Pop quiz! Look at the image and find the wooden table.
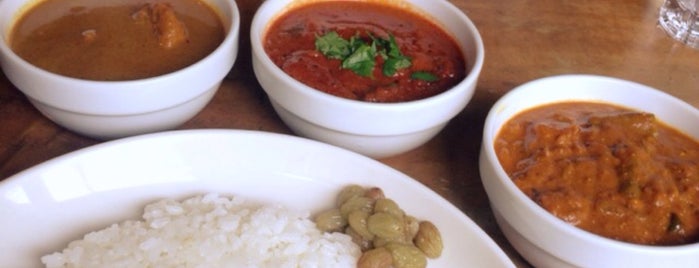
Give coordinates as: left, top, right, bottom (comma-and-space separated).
1, 0, 697, 266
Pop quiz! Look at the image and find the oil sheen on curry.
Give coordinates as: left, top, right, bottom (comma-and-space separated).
495, 102, 699, 245
10, 0, 225, 81
263, 1, 466, 103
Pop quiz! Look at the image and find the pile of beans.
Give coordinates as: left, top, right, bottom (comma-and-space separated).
314, 185, 443, 268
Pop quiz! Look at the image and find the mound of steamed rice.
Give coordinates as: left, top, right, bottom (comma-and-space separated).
41, 193, 361, 267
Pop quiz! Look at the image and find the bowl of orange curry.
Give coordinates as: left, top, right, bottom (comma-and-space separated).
0, 0, 240, 139
479, 74, 699, 267
250, 0, 484, 158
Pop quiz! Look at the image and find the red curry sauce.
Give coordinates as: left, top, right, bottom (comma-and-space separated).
495, 102, 699, 245
263, 1, 466, 103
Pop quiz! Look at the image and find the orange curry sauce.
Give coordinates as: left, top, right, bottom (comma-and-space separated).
495, 102, 699, 245
263, 1, 466, 103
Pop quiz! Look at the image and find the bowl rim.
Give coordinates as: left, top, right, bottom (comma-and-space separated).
481, 74, 699, 265
0, 0, 241, 115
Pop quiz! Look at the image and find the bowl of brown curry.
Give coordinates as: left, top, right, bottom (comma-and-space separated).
250, 0, 484, 158
479, 74, 699, 267
0, 0, 240, 139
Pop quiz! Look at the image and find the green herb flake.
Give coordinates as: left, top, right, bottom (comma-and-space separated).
383, 55, 411, 76
411, 71, 438, 82
315, 31, 351, 60
342, 43, 376, 77
385, 35, 402, 58
381, 34, 411, 76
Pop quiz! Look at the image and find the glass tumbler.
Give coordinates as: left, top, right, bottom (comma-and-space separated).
659, 0, 699, 48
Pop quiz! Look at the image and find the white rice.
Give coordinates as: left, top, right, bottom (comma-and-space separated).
41, 193, 360, 268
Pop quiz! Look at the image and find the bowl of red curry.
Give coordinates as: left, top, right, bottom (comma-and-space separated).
0, 0, 240, 139
479, 74, 699, 267
250, 0, 484, 158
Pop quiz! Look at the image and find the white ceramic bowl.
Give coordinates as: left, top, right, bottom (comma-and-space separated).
250, 0, 484, 158
0, 0, 240, 139
479, 74, 699, 267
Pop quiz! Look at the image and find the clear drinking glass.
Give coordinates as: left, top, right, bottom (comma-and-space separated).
659, 0, 699, 48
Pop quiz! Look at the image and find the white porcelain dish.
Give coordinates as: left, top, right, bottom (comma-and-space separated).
0, 129, 514, 267
251, 0, 484, 158
479, 74, 699, 268
0, 0, 240, 139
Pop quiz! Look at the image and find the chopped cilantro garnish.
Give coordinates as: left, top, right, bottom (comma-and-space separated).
315, 32, 351, 60
383, 55, 411, 77
315, 31, 437, 82
383, 34, 402, 58
342, 42, 376, 77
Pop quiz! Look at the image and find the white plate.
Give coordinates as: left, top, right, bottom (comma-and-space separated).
0, 129, 514, 267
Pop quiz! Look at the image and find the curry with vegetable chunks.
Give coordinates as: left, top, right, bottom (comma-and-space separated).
10, 0, 224, 81
495, 102, 699, 245
263, 0, 466, 103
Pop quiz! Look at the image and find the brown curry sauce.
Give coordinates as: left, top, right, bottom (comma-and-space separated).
495, 102, 699, 245
10, 0, 224, 81
263, 1, 466, 103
